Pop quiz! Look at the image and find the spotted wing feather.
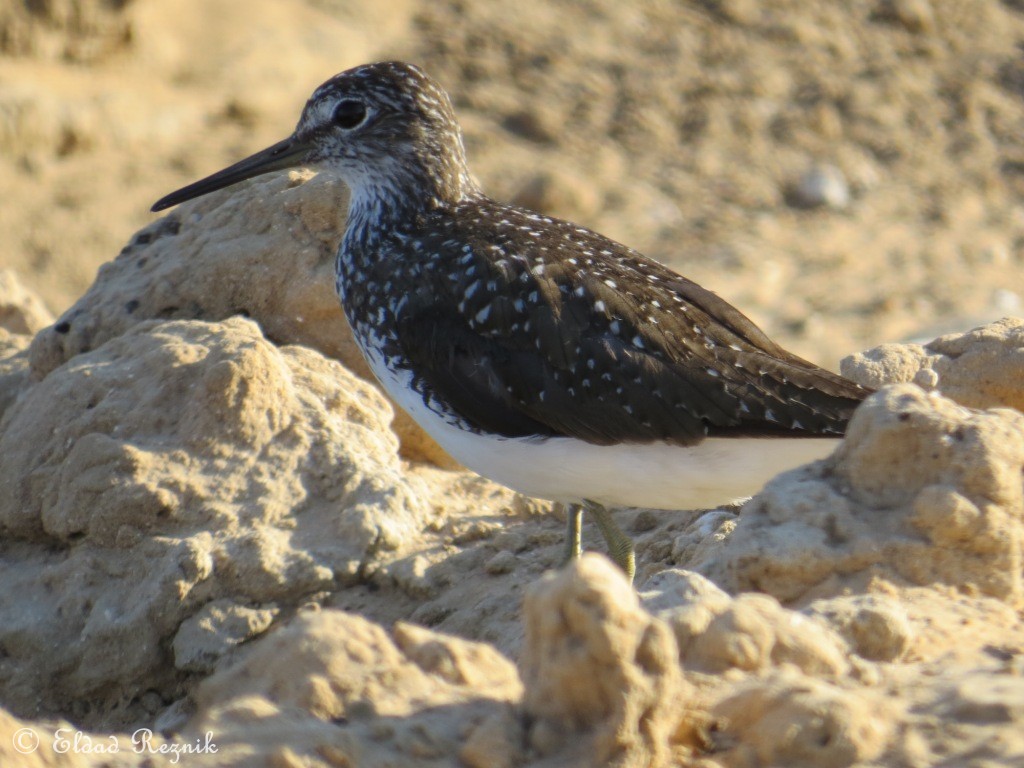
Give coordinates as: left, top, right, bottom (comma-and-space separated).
387, 200, 869, 445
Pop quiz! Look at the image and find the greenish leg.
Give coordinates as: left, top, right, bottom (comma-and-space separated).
561, 503, 584, 565
585, 499, 636, 583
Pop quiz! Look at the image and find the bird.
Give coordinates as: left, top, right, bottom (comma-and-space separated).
152, 61, 870, 581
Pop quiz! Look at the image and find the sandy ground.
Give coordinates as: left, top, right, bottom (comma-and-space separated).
2, 1, 1024, 767
4, 0, 1024, 361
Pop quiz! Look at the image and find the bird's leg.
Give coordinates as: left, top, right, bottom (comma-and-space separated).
585, 499, 635, 583
561, 503, 584, 565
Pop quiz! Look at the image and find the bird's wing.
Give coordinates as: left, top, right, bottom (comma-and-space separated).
389, 204, 868, 446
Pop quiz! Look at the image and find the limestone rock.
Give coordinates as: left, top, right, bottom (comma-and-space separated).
712, 671, 893, 767
0, 328, 31, 421
0, 0, 133, 62
874, 0, 937, 34
0, 317, 425, 727
642, 570, 849, 675
640, 568, 733, 619
172, 599, 279, 673
0, 269, 52, 335
392, 620, 523, 691
806, 594, 913, 662
0, 708, 138, 768
787, 164, 851, 210
520, 554, 689, 767
183, 610, 523, 768
692, 384, 1024, 605
942, 671, 1024, 724
841, 317, 1024, 413
28, 172, 452, 465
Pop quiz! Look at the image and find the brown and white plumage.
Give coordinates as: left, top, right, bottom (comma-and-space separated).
153, 61, 870, 566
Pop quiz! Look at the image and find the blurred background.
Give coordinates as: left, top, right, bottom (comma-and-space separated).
2, 0, 1023, 366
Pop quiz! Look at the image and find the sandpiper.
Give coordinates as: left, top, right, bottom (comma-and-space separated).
153, 61, 869, 580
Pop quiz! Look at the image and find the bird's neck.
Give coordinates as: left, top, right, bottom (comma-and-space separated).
339, 138, 475, 243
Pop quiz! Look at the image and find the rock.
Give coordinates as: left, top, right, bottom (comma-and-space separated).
840, 388, 1023, 513
483, 549, 517, 575
787, 164, 851, 210
640, 568, 732, 616
842, 317, 1024, 413
0, 708, 135, 767
28, 171, 453, 466
0, 317, 426, 727
7, 1, 1024, 765
0, 270, 52, 335
944, 672, 1024, 724
642, 569, 849, 675
183, 610, 523, 768
806, 595, 913, 662
392, 621, 521, 690
459, 709, 524, 768
686, 594, 849, 675
502, 108, 559, 144
0, 0, 133, 62
0, 271, 39, 420
712, 671, 893, 767
704, 0, 762, 25
692, 385, 1024, 605
874, 0, 936, 33
172, 599, 279, 673
0, 329, 32, 421
841, 341, 935, 391
519, 554, 690, 767
669, 508, 738, 564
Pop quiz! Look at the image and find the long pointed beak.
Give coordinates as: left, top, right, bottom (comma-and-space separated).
151, 134, 312, 212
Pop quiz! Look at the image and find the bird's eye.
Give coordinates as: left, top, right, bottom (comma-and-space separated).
333, 99, 367, 129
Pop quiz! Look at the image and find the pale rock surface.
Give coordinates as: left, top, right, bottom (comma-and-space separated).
641, 569, 850, 676
0, 0, 134, 62
176, 557, 707, 768
181, 610, 524, 768
842, 317, 1024, 413
171, 599, 279, 674
0, 708, 141, 768
866, 651, 1024, 768
0, 328, 31, 420
693, 384, 1024, 605
28, 172, 452, 465
3, 281, 1024, 766
0, 269, 53, 335
520, 555, 689, 768
0, 317, 427, 727
711, 671, 893, 768
29, 173, 348, 379
0, 272, 49, 419
805, 594, 913, 662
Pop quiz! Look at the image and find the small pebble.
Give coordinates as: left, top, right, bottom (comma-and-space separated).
789, 164, 851, 210
913, 368, 939, 389
994, 289, 1021, 313
502, 109, 558, 144
154, 698, 193, 735
631, 509, 659, 533
485, 550, 517, 575
877, 0, 935, 33
139, 690, 164, 714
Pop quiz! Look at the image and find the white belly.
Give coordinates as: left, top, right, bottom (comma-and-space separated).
364, 344, 839, 510
437, 430, 838, 509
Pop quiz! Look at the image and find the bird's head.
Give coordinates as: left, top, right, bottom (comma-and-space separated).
152, 61, 475, 213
